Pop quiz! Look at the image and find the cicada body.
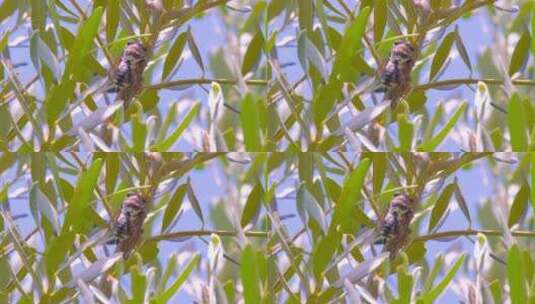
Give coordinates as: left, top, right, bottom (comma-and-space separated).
110, 41, 148, 107
379, 40, 416, 108
108, 192, 148, 258
377, 192, 415, 256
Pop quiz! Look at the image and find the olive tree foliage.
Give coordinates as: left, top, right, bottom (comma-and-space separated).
2, 152, 535, 303
1, 0, 534, 152
0, 0, 268, 151
0, 152, 272, 303
263, 152, 535, 303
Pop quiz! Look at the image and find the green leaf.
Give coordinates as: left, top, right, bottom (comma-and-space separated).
131, 112, 147, 151
161, 184, 188, 233
454, 26, 472, 73
508, 244, 527, 304
333, 159, 372, 231
398, 114, 414, 151
187, 27, 205, 71
154, 255, 200, 304
421, 254, 466, 303
240, 94, 262, 151
242, 30, 264, 75
152, 102, 200, 151
428, 182, 456, 232
532, 6, 535, 56
162, 32, 188, 80
418, 102, 467, 151
186, 178, 204, 224
64, 158, 103, 233
131, 265, 147, 304
106, 0, 120, 42
241, 244, 261, 304
509, 30, 530, 76
64, 7, 103, 81
531, 154, 535, 212
429, 32, 455, 81
297, 33, 327, 80
374, 0, 387, 42
395, 263, 413, 304
30, 0, 46, 31
45, 79, 76, 124
508, 182, 530, 228
508, 93, 529, 151
241, 183, 263, 227
313, 7, 370, 127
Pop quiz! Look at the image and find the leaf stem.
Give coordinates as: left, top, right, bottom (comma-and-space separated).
414, 78, 535, 91
415, 229, 535, 242
144, 78, 268, 90
148, 230, 269, 241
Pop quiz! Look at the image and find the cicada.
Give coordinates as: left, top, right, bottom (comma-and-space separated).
377, 192, 415, 256
108, 192, 148, 258
110, 40, 148, 107
379, 40, 416, 109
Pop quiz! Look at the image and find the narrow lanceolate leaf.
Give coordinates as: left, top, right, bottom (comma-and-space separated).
241, 244, 261, 304
508, 182, 530, 228
297, 33, 327, 80
186, 178, 204, 224
454, 26, 472, 73
532, 6, 535, 56
153, 255, 200, 304
162, 32, 188, 80
242, 30, 264, 75
333, 252, 389, 287
241, 183, 263, 227
508, 93, 528, 151
428, 182, 456, 232
187, 27, 205, 71
453, 179, 471, 225
374, 0, 387, 42
67, 100, 123, 136
64, 7, 103, 81
65, 158, 103, 232
418, 102, 467, 151
509, 30, 530, 76
429, 32, 455, 81
152, 102, 200, 151
531, 154, 535, 212
508, 244, 527, 304
161, 184, 188, 233
66, 253, 122, 288
240, 94, 262, 151
333, 159, 372, 232
421, 254, 466, 303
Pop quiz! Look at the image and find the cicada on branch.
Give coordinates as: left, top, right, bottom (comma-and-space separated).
109, 40, 148, 108
379, 40, 416, 109
108, 192, 148, 258
377, 192, 416, 257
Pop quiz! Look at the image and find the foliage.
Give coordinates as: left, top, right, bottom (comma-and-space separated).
0, 0, 534, 151
0, 152, 534, 302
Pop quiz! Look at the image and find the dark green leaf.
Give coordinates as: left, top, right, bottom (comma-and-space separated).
508, 182, 530, 227
428, 182, 456, 232
429, 32, 455, 81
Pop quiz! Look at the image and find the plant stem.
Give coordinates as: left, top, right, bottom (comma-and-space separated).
144, 78, 269, 90
148, 230, 269, 241
415, 229, 535, 242
414, 78, 535, 90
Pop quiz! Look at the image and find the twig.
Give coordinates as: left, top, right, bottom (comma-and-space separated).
415, 229, 535, 242
414, 78, 535, 91
148, 230, 268, 241
144, 78, 268, 90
